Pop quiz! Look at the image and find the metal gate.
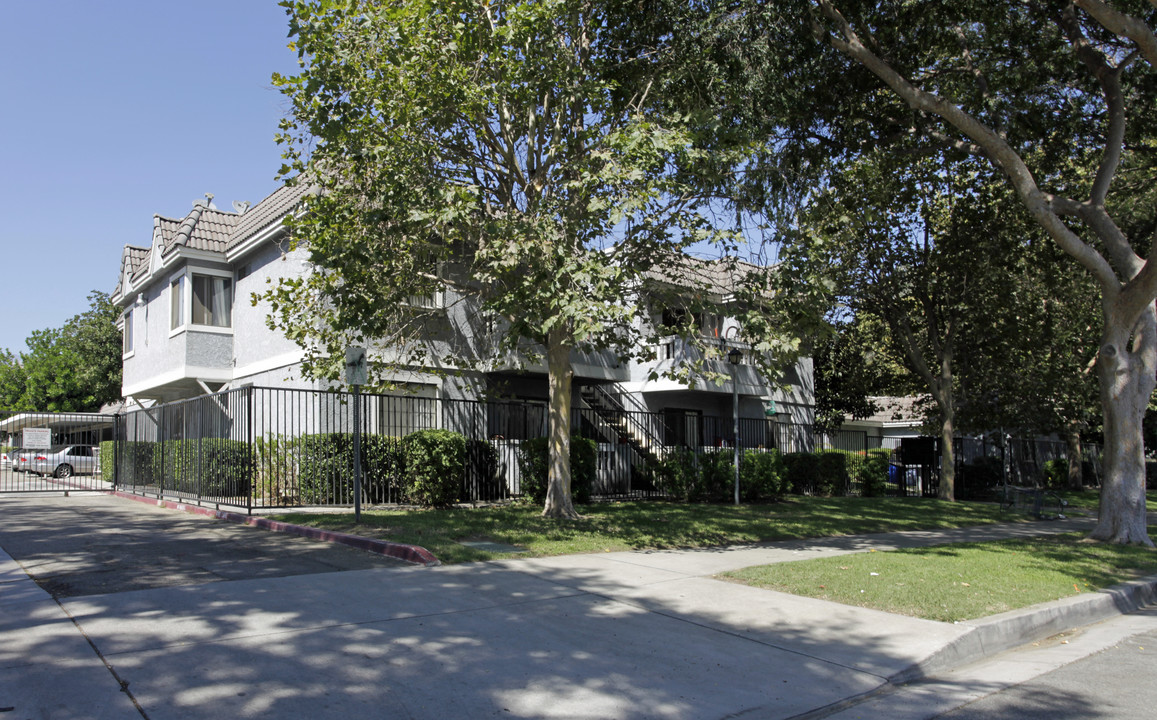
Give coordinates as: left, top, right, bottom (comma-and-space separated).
0, 410, 116, 494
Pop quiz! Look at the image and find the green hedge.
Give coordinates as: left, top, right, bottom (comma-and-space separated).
858, 448, 892, 497
740, 449, 787, 502
654, 446, 698, 501
517, 436, 596, 504
100, 440, 116, 483
169, 439, 253, 498
401, 429, 466, 507
296, 433, 403, 505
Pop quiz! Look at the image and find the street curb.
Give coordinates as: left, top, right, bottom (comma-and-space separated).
892, 572, 1157, 684
112, 491, 441, 567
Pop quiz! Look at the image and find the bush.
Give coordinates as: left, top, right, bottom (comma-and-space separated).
517, 436, 596, 505
464, 439, 501, 501
815, 451, 849, 496
169, 439, 253, 498
655, 446, 698, 501
857, 449, 892, 497
100, 440, 116, 483
782, 452, 819, 495
740, 449, 785, 502
117, 441, 160, 487
1042, 458, 1069, 489
297, 433, 404, 505
696, 450, 736, 502
401, 429, 466, 507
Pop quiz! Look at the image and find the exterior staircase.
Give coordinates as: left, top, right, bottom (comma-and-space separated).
578, 384, 666, 466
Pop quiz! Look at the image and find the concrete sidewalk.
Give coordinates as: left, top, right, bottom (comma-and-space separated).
1, 494, 1153, 720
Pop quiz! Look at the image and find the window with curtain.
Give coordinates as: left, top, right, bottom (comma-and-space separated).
170, 275, 184, 330
191, 274, 232, 328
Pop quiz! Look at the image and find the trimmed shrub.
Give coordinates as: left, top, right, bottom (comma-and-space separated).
297, 433, 403, 505
655, 446, 698, 501
117, 441, 160, 486
169, 439, 253, 498
464, 439, 501, 501
99, 440, 116, 483
815, 451, 849, 496
696, 450, 735, 502
517, 435, 596, 505
401, 429, 466, 507
740, 449, 786, 502
858, 448, 892, 497
782, 452, 819, 495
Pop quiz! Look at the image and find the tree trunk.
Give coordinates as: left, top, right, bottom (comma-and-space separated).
936, 352, 956, 502
1090, 316, 1154, 546
1066, 421, 1084, 491
542, 327, 579, 519
938, 402, 955, 502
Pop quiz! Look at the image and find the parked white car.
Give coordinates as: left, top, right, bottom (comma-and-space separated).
26, 445, 98, 478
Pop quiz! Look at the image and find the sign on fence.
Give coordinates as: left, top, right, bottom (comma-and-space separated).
22, 428, 51, 449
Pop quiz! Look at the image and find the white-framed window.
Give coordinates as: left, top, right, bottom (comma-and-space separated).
192, 274, 232, 328
170, 274, 185, 332
168, 269, 233, 332
122, 309, 134, 356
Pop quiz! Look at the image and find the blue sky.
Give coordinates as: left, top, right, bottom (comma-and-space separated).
0, 1, 300, 354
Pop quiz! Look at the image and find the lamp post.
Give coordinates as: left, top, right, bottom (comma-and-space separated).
728, 346, 742, 505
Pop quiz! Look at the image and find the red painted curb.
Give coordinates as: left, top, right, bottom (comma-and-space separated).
112, 491, 440, 567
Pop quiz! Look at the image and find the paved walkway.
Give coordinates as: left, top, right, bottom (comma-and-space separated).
0, 493, 1152, 719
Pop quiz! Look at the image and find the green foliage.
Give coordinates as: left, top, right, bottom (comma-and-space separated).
782, 452, 819, 495
267, 0, 751, 514
655, 446, 699, 502
696, 450, 735, 503
740, 449, 786, 502
517, 436, 596, 505
1, 291, 122, 412
401, 429, 466, 508
297, 433, 404, 505
956, 457, 1004, 500
99, 440, 115, 483
1041, 458, 1069, 490
169, 439, 253, 498
857, 448, 892, 498
816, 451, 849, 496
117, 441, 160, 487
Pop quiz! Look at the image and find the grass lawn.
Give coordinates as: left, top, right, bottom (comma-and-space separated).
722, 529, 1157, 623
1054, 488, 1157, 512
269, 496, 1015, 564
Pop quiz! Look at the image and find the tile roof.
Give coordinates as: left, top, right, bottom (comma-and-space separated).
118, 185, 307, 292
642, 255, 763, 297
228, 182, 311, 250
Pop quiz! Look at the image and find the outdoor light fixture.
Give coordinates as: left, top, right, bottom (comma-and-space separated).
727, 347, 742, 365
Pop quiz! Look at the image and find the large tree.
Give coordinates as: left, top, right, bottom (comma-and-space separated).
722, 1, 1155, 544
267, 0, 737, 517
1, 291, 122, 412
789, 152, 1028, 500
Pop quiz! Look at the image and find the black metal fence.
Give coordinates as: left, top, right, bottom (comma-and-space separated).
103, 386, 892, 511
0, 386, 1078, 511
1, 410, 114, 493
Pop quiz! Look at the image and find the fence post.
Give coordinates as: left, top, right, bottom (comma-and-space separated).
113, 413, 120, 491
247, 386, 255, 515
